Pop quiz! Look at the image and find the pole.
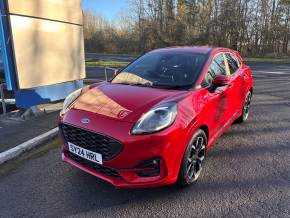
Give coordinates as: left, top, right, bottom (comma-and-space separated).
0, 83, 7, 114
105, 67, 108, 81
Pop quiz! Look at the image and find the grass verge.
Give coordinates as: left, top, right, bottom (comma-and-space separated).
85, 56, 290, 66
86, 60, 130, 68
86, 52, 139, 57
243, 57, 290, 64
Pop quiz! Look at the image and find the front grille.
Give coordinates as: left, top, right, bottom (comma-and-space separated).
67, 152, 121, 178
60, 124, 123, 161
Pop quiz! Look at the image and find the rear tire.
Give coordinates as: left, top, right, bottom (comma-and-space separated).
178, 129, 207, 187
236, 91, 252, 123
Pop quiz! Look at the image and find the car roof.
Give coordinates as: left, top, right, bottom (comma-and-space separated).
149, 46, 216, 55
149, 46, 235, 55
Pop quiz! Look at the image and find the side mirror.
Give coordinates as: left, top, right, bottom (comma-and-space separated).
212, 75, 230, 87
114, 68, 121, 75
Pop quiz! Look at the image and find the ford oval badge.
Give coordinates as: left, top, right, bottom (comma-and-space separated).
81, 118, 90, 124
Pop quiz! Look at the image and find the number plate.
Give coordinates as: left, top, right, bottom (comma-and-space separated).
68, 142, 103, 165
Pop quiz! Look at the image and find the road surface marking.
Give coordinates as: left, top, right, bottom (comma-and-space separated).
254, 71, 288, 75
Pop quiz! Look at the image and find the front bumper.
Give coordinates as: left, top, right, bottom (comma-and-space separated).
59, 109, 186, 188
62, 152, 176, 188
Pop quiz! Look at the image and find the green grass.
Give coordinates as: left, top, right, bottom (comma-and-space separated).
86, 60, 130, 68
86, 52, 139, 57
85, 55, 290, 66
243, 57, 290, 64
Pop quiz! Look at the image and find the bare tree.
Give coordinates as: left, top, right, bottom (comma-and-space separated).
83, 0, 290, 56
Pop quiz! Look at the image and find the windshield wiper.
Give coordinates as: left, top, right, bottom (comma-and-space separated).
113, 82, 153, 87
154, 84, 193, 90
113, 82, 192, 90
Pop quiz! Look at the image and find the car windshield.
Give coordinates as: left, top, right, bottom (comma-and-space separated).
111, 52, 207, 89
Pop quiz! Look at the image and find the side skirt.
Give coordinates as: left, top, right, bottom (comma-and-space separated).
207, 111, 240, 149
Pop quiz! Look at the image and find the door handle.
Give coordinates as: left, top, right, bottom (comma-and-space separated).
215, 86, 226, 94
243, 75, 249, 80
201, 93, 209, 100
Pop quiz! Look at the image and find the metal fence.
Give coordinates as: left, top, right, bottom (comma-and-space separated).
0, 83, 6, 114
84, 66, 116, 84
104, 67, 115, 81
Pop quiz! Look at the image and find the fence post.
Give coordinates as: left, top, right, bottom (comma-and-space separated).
104, 67, 108, 81
0, 83, 7, 114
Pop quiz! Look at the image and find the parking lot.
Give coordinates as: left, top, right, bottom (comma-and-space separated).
0, 63, 290, 217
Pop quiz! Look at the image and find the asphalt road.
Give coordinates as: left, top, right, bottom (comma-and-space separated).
1, 63, 290, 217
85, 54, 136, 83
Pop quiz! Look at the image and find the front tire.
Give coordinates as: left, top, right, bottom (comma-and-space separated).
178, 129, 207, 187
236, 91, 252, 123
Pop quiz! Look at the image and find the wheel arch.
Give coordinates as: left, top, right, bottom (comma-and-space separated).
176, 126, 208, 186
172, 121, 210, 180
199, 125, 209, 142
249, 87, 253, 94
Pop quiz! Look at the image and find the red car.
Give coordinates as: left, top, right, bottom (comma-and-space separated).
59, 47, 253, 188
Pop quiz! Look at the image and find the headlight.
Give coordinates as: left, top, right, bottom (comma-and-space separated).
131, 102, 177, 135
60, 88, 82, 114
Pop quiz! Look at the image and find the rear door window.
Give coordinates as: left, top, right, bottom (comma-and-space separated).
201, 53, 227, 87
226, 53, 240, 74
209, 53, 227, 76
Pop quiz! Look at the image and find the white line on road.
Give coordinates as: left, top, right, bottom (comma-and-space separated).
253, 71, 288, 75
0, 127, 59, 164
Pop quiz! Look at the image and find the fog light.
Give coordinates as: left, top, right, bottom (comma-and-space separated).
136, 158, 161, 177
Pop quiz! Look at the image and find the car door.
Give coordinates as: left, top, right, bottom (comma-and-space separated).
199, 52, 233, 137
224, 52, 246, 116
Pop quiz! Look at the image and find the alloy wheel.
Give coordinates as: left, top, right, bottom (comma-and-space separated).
243, 92, 252, 120
185, 136, 206, 182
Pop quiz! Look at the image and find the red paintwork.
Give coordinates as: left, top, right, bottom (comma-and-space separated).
59, 47, 254, 188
